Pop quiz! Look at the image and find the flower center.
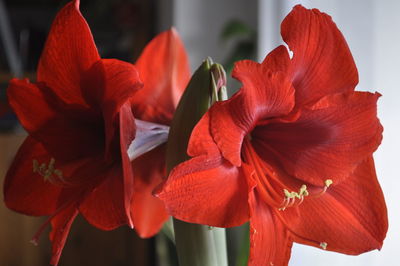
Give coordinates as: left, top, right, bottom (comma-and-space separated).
241, 138, 333, 211
33, 158, 65, 185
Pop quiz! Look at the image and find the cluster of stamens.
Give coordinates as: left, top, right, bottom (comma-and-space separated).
279, 179, 333, 211
33, 158, 64, 183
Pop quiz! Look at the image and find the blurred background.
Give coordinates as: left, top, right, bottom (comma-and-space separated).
0, 0, 398, 265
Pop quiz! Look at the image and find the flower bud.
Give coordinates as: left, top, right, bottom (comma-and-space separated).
166, 58, 228, 173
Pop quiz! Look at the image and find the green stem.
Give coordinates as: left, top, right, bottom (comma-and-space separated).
166, 58, 229, 266
212, 227, 228, 266
173, 219, 218, 266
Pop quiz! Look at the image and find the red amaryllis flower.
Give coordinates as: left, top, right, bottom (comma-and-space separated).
157, 5, 387, 266
4, 0, 189, 265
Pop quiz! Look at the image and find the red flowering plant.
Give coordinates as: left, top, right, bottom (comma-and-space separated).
157, 5, 388, 266
3, 0, 189, 265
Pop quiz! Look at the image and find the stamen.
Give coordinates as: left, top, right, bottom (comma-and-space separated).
279, 184, 309, 210
279, 179, 334, 210
31, 199, 79, 245
314, 179, 334, 197
325, 179, 333, 187
320, 242, 328, 250
33, 158, 64, 184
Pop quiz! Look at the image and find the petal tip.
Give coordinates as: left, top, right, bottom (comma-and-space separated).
73, 0, 80, 9
152, 181, 166, 198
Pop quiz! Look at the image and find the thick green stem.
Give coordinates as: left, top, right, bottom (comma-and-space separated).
173, 220, 218, 266
165, 59, 228, 266
212, 227, 228, 266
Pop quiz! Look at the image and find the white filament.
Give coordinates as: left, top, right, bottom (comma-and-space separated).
127, 119, 169, 161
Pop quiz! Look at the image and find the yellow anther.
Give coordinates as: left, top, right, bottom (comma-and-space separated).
39, 163, 46, 172
54, 169, 63, 178
320, 242, 328, 250
299, 184, 308, 197
284, 185, 308, 199
32, 158, 63, 183
280, 184, 309, 210
324, 179, 333, 187
33, 160, 39, 172
283, 189, 292, 198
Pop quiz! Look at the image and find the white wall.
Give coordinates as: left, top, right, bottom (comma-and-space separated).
172, 0, 258, 70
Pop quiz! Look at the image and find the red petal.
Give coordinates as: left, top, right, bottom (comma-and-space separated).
210, 64, 295, 166
248, 189, 293, 266
119, 102, 136, 228
49, 206, 79, 266
82, 58, 142, 114
35, 111, 104, 162
280, 5, 358, 105
4, 136, 63, 215
279, 158, 387, 254
82, 58, 142, 158
79, 166, 126, 230
253, 91, 382, 185
261, 45, 291, 73
132, 28, 190, 125
156, 155, 249, 227
131, 145, 169, 238
7, 79, 57, 134
8, 78, 104, 162
187, 111, 222, 157
37, 0, 100, 106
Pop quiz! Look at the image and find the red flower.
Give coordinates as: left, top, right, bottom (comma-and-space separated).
4, 0, 189, 265
157, 5, 387, 265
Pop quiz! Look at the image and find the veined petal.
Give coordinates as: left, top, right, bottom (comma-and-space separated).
82, 58, 142, 115
261, 45, 291, 73
7, 79, 62, 134
36, 112, 105, 163
132, 28, 190, 125
279, 158, 387, 254
187, 111, 222, 157
37, 0, 100, 106
82, 58, 143, 159
156, 155, 249, 227
7, 79, 104, 162
248, 189, 293, 266
253, 91, 382, 185
210, 65, 295, 166
281, 5, 358, 104
131, 145, 169, 238
119, 102, 136, 228
232, 60, 295, 119
79, 166, 126, 230
49, 206, 79, 266
4, 136, 63, 216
